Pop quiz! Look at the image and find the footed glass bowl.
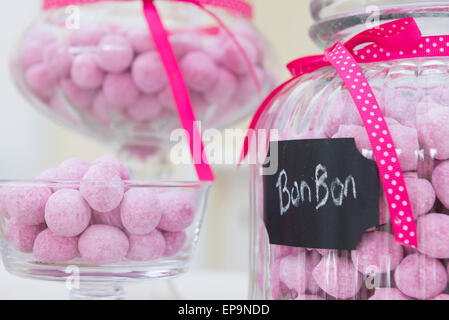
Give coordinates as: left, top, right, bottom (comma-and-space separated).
0, 179, 210, 299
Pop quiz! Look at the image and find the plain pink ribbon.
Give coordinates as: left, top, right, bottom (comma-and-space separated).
241, 17, 444, 248
43, 0, 256, 182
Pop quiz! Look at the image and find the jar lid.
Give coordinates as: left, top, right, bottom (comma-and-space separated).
310, 0, 449, 48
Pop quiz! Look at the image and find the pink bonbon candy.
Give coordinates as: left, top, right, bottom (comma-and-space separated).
368, 288, 411, 300
417, 213, 449, 259
417, 107, 449, 160
223, 36, 258, 75
94, 155, 131, 180
162, 230, 186, 257
271, 245, 292, 260
69, 25, 107, 46
127, 94, 163, 122
78, 225, 129, 265
92, 207, 123, 229
388, 124, 419, 171
312, 255, 363, 299
80, 164, 125, 213
126, 27, 154, 53
323, 93, 362, 137
132, 51, 168, 93
295, 295, 325, 300
25, 64, 56, 101
231, 21, 265, 64
383, 87, 420, 126
279, 252, 307, 295
43, 42, 73, 78
204, 68, 237, 105
6, 221, 45, 253
57, 157, 91, 180
20, 41, 44, 71
60, 79, 96, 111
351, 231, 404, 274
432, 294, 449, 300
120, 188, 162, 235
103, 72, 140, 110
235, 67, 265, 105
332, 125, 371, 156
33, 229, 79, 263
157, 191, 195, 232
45, 189, 92, 237
169, 32, 203, 58
432, 160, 449, 208
126, 229, 166, 261
379, 175, 435, 224
180, 51, 219, 92
71, 53, 105, 89
394, 253, 447, 299
5, 186, 51, 226
96, 34, 134, 73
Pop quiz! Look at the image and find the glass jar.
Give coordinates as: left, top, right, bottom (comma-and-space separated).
250, 0, 449, 300
11, 0, 277, 160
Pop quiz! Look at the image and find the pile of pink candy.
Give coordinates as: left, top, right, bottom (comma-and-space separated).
0, 156, 195, 265
19, 21, 271, 127
271, 87, 449, 300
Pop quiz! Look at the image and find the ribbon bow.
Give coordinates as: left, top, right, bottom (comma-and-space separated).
43, 0, 257, 182
242, 17, 444, 248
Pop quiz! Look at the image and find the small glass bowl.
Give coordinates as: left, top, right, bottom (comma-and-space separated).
0, 179, 210, 299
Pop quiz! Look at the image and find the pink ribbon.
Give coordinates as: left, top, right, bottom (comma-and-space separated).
242, 17, 444, 248
43, 0, 255, 182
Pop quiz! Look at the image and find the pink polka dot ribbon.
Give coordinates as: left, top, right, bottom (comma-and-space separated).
241, 17, 445, 248
325, 43, 417, 248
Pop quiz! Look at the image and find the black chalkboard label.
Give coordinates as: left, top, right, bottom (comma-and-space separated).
263, 138, 379, 250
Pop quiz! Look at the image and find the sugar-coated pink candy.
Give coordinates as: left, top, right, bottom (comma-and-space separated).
60, 79, 96, 111
94, 155, 131, 180
333, 125, 371, 156
272, 245, 292, 260
5, 186, 51, 226
80, 164, 125, 213
169, 32, 203, 58
126, 229, 166, 261
91, 92, 110, 125
432, 160, 449, 208
25, 64, 56, 101
417, 213, 449, 259
295, 295, 325, 300
157, 191, 195, 232
132, 51, 168, 93
383, 87, 420, 126
235, 67, 265, 105
280, 252, 308, 295
33, 229, 79, 263
369, 288, 411, 300
57, 157, 91, 180
128, 94, 163, 122
92, 207, 123, 229
20, 41, 44, 70
45, 189, 91, 237
204, 68, 237, 105
78, 225, 129, 265
103, 72, 140, 110
126, 27, 154, 53
120, 188, 162, 235
351, 231, 404, 274
379, 175, 435, 224
69, 25, 107, 46
323, 93, 362, 137
312, 256, 362, 299
431, 294, 449, 300
231, 21, 265, 64
388, 124, 419, 171
223, 36, 258, 75
43, 42, 73, 78
71, 53, 105, 89
6, 221, 45, 253
394, 253, 447, 299
306, 251, 322, 294
417, 107, 449, 160
162, 230, 186, 257
96, 34, 134, 73
180, 51, 219, 92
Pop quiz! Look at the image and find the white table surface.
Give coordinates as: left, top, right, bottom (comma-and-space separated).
0, 267, 248, 300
